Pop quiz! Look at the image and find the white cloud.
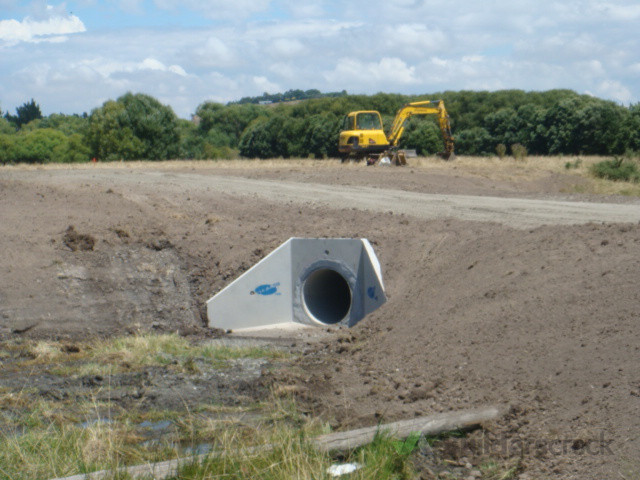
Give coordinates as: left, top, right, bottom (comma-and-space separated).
284, 2, 324, 18
575, 60, 606, 77
380, 24, 446, 57
190, 36, 238, 68
76, 57, 188, 79
0, 8, 85, 44
596, 80, 632, 103
140, 58, 166, 71
168, 65, 187, 76
325, 57, 418, 87
253, 75, 280, 93
246, 20, 361, 41
268, 62, 296, 80
271, 38, 306, 57
596, 2, 640, 21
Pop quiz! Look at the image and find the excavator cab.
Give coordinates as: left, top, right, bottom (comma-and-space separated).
338, 111, 389, 161
355, 112, 382, 130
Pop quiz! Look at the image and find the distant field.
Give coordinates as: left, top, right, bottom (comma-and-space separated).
5, 154, 639, 197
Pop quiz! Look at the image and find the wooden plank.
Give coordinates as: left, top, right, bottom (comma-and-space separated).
50, 406, 501, 480
313, 406, 501, 452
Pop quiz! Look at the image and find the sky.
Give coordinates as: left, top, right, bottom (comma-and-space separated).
1, 0, 640, 119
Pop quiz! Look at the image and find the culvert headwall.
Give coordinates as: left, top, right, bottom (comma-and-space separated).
206, 238, 386, 331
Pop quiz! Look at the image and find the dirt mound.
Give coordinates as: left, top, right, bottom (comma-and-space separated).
62, 225, 96, 251
0, 179, 206, 339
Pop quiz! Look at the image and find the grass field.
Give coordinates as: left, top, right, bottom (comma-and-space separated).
0, 334, 425, 480
0, 333, 521, 479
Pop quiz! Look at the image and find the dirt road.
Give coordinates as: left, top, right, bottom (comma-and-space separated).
5, 168, 640, 228
1, 162, 639, 479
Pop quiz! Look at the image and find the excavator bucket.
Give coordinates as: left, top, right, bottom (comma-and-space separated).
393, 151, 407, 166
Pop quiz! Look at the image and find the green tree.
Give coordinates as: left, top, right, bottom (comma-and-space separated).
196, 102, 263, 145
0, 117, 15, 134
86, 93, 179, 160
238, 118, 274, 158
63, 133, 91, 162
238, 114, 303, 159
626, 104, 640, 152
195, 102, 225, 132
4, 99, 43, 128
398, 119, 443, 155
177, 119, 205, 159
87, 101, 143, 160
512, 104, 547, 154
303, 113, 341, 158
573, 101, 627, 154
542, 97, 585, 154
484, 108, 518, 147
455, 127, 493, 155
2, 128, 87, 164
37, 113, 89, 136
118, 92, 179, 159
0, 134, 14, 164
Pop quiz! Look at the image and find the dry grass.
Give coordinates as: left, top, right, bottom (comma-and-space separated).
410, 155, 640, 196
17, 333, 289, 371
411, 154, 599, 178
3, 155, 639, 196
0, 158, 346, 171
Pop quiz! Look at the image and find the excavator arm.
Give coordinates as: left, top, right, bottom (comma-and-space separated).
387, 100, 455, 159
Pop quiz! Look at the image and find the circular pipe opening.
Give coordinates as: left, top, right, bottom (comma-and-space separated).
302, 268, 352, 325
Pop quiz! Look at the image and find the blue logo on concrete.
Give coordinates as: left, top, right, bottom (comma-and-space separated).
254, 282, 280, 296
367, 286, 378, 301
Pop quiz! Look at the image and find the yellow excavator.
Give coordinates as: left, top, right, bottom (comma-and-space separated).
338, 100, 454, 164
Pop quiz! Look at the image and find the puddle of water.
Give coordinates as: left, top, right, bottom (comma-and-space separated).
183, 443, 212, 455
78, 418, 114, 429
139, 419, 173, 431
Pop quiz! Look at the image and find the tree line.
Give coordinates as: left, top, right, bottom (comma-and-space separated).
1, 89, 639, 164
231, 88, 348, 105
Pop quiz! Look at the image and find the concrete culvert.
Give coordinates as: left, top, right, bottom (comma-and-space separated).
303, 268, 352, 325
206, 238, 386, 331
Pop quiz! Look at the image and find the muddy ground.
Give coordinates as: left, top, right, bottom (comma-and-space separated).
1, 160, 639, 479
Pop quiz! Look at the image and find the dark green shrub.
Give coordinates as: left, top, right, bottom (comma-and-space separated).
495, 143, 507, 158
590, 157, 640, 182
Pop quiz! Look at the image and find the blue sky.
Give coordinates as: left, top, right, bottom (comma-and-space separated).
1, 0, 640, 118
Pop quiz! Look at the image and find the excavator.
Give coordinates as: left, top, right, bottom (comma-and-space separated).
338, 100, 454, 165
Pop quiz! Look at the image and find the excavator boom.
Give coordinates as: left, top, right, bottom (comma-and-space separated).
388, 100, 455, 159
